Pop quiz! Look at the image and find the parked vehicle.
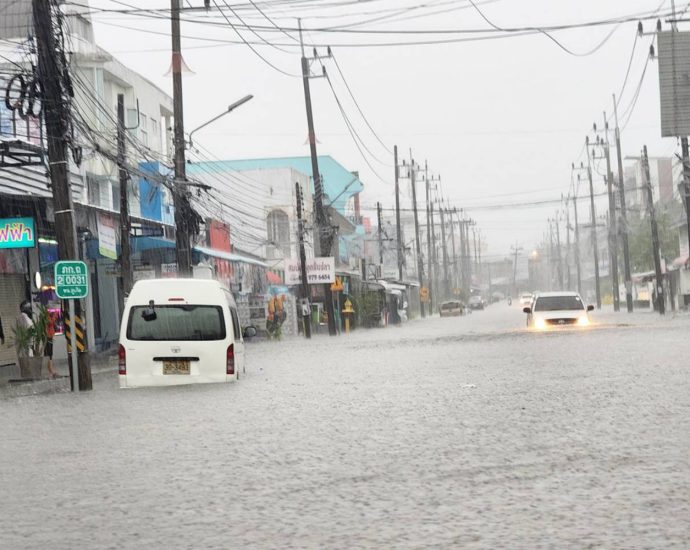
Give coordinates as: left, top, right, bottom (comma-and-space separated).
439, 300, 465, 317
119, 279, 256, 388
519, 292, 534, 306
468, 295, 485, 310
523, 291, 594, 330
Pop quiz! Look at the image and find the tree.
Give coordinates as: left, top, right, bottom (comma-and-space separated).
628, 206, 680, 273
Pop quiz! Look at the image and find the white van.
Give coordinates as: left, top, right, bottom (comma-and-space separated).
118, 278, 255, 388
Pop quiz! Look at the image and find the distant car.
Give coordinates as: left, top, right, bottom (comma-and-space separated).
523, 291, 594, 330
468, 295, 485, 310
439, 300, 465, 317
519, 293, 534, 306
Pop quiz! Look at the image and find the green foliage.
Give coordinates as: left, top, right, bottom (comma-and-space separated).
355, 292, 383, 328
11, 305, 49, 357
628, 210, 680, 273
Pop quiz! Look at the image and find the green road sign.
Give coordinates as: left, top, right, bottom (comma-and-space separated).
55, 261, 89, 299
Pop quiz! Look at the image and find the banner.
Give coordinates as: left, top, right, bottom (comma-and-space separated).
284, 257, 335, 286
97, 214, 117, 260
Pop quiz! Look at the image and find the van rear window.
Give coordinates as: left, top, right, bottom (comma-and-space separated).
127, 305, 226, 341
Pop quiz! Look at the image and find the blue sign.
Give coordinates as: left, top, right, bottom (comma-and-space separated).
0, 217, 35, 249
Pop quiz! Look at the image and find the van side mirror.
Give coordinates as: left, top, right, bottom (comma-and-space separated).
587, 305, 595, 312
243, 326, 257, 338
142, 300, 157, 322
522, 307, 531, 314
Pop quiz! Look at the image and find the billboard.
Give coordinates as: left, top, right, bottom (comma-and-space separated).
658, 31, 690, 137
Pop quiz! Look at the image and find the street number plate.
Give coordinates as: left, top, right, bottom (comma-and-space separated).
163, 361, 190, 375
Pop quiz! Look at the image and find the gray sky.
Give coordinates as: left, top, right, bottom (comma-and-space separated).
86, 0, 681, 259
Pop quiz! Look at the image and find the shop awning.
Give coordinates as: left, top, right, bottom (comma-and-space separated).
672, 255, 689, 268
194, 245, 268, 268
129, 238, 268, 267
266, 271, 283, 284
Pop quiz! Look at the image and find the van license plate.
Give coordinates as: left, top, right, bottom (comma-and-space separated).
163, 361, 190, 375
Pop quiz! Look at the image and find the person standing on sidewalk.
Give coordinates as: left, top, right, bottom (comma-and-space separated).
0, 314, 5, 345
44, 312, 57, 379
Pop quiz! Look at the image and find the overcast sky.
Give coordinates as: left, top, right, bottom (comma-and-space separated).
84, 0, 683, 259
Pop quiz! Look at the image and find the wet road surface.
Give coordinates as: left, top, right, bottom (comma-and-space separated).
2, 305, 689, 548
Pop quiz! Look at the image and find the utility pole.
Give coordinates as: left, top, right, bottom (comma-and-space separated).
424, 161, 434, 314
682, 138, 690, 266
613, 95, 633, 312
511, 242, 522, 297
439, 206, 450, 301
171, 0, 193, 276
464, 219, 474, 292
586, 142, 602, 309
477, 230, 482, 281
573, 171, 583, 295
564, 199, 572, 290
295, 183, 312, 338
449, 211, 457, 294
33, 0, 92, 391
430, 200, 439, 298
548, 219, 555, 290
643, 146, 665, 315
117, 94, 133, 300
472, 227, 478, 274
409, 154, 426, 318
602, 115, 620, 311
394, 145, 403, 281
299, 21, 336, 335
377, 202, 384, 266
554, 215, 563, 290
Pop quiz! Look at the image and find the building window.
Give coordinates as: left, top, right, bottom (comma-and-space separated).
267, 210, 290, 257
140, 113, 148, 146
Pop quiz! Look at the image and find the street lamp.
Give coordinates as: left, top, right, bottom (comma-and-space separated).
187, 94, 254, 148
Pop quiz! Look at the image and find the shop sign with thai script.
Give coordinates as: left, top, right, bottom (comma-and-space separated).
0, 217, 35, 249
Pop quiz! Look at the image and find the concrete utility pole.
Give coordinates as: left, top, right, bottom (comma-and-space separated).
170, 0, 193, 276
472, 226, 478, 274
449, 211, 457, 293
33, 0, 92, 391
564, 198, 572, 290
394, 145, 403, 281
642, 146, 665, 315
602, 115, 620, 311
377, 202, 384, 266
511, 242, 522, 297
295, 183, 312, 338
424, 161, 434, 314
573, 171, 583, 294
613, 95, 633, 312
299, 21, 336, 335
409, 154, 426, 318
554, 214, 564, 290
430, 199, 438, 297
586, 142, 602, 309
682, 138, 690, 263
439, 205, 450, 300
548, 219, 555, 290
117, 94, 133, 300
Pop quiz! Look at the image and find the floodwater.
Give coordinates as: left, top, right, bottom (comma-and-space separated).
1, 305, 689, 548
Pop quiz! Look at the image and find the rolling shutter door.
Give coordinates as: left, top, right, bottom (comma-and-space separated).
0, 275, 27, 366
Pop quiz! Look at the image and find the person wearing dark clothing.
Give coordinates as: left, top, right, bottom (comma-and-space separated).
0, 315, 4, 345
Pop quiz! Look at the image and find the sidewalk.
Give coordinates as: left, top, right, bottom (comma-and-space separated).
0, 348, 118, 398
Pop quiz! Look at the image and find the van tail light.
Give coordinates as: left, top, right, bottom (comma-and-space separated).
118, 344, 126, 375
226, 343, 235, 375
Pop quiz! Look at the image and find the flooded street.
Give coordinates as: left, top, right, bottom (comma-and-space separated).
2, 306, 689, 549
